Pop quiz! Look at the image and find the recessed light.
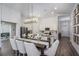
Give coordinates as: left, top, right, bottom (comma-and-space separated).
54, 7, 57, 10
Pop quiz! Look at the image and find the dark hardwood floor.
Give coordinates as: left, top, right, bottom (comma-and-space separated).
56, 37, 79, 56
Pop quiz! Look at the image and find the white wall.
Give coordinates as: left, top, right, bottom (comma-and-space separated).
39, 16, 58, 30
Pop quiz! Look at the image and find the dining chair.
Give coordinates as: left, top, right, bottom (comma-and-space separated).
16, 40, 26, 56
24, 42, 41, 56
9, 38, 18, 55
50, 37, 54, 45
52, 32, 57, 40
44, 40, 59, 56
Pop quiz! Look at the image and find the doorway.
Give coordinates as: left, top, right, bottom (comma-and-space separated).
1, 21, 16, 41
0, 21, 16, 55
58, 16, 70, 38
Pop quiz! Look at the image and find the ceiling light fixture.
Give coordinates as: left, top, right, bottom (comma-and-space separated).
24, 17, 38, 23
24, 4, 39, 23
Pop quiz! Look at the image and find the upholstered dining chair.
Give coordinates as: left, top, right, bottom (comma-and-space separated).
50, 37, 55, 45
24, 42, 41, 56
44, 40, 59, 56
9, 38, 18, 55
16, 40, 26, 56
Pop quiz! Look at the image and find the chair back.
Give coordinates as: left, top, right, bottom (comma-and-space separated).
24, 42, 40, 56
16, 40, 26, 54
44, 40, 59, 56
9, 38, 17, 50
50, 37, 54, 45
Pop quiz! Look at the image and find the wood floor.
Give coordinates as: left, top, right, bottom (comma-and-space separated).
56, 37, 79, 56
0, 40, 14, 56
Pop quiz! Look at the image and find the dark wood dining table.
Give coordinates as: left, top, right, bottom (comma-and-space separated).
16, 38, 48, 55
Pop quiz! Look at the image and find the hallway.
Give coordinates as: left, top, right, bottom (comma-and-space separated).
56, 37, 79, 56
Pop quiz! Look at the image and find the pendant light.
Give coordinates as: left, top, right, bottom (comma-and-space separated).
24, 3, 38, 23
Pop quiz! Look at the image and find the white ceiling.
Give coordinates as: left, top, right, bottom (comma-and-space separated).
2, 3, 75, 18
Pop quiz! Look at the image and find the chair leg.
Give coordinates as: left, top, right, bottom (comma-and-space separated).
16, 50, 19, 56
19, 53, 23, 56
24, 53, 27, 56
12, 50, 16, 55
19, 53, 27, 56
40, 54, 47, 56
